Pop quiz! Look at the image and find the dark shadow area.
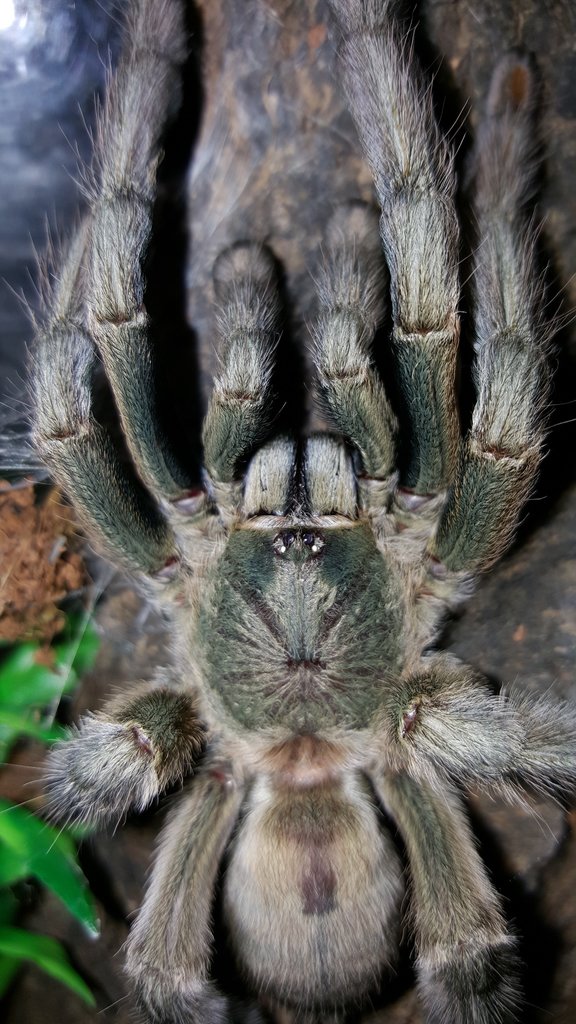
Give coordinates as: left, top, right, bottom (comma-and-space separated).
145, 2, 206, 489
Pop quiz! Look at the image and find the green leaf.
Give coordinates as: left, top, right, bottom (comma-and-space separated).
0, 889, 19, 926
0, 844, 29, 887
0, 927, 95, 1006
0, 710, 67, 744
0, 953, 20, 1000
0, 648, 72, 710
0, 620, 99, 715
0, 802, 99, 937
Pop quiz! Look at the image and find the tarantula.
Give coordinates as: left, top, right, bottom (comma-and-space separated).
30, 0, 576, 1021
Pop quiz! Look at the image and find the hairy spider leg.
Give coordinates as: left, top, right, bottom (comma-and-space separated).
202, 242, 283, 515
33, 0, 206, 574
125, 768, 245, 1024
373, 772, 521, 1024
85, 0, 193, 504
432, 55, 550, 572
44, 676, 204, 829
313, 203, 398, 483
32, 219, 176, 575
378, 653, 576, 797
328, 0, 550, 578
328, 0, 461, 496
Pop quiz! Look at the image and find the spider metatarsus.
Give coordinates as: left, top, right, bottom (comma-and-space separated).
30, 0, 576, 1021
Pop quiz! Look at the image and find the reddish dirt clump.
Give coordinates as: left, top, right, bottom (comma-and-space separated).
0, 480, 87, 643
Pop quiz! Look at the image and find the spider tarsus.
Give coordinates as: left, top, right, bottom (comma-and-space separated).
419, 938, 522, 1024
488, 52, 534, 117
212, 242, 277, 303
325, 200, 380, 253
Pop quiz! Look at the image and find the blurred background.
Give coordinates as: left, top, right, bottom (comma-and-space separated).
0, 0, 120, 468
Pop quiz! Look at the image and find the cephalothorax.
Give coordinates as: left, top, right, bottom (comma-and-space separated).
32, 0, 576, 1022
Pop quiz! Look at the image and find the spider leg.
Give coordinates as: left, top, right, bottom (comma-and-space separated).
32, 222, 177, 575
313, 203, 397, 482
382, 654, 576, 799
328, 0, 461, 495
44, 679, 203, 829
84, 0, 195, 506
431, 56, 549, 572
202, 243, 282, 519
502, 685, 576, 798
33, 0, 199, 572
125, 766, 245, 1024
373, 771, 520, 1024
34, 0, 215, 570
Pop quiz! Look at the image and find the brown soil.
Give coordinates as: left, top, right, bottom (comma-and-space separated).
0, 481, 88, 644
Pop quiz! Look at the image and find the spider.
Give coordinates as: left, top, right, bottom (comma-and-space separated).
30, 0, 576, 1021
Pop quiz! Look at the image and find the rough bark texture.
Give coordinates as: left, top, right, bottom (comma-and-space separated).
1, 0, 576, 1022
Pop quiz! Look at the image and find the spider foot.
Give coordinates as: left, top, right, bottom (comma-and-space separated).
419, 940, 521, 1024
130, 966, 259, 1024
44, 717, 162, 829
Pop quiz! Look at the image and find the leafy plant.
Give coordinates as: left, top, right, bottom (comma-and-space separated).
0, 615, 99, 759
0, 616, 100, 1006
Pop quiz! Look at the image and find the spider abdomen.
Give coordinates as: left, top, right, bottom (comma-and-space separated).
223, 773, 403, 1007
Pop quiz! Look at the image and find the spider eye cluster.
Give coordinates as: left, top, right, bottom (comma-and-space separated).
272, 530, 325, 557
